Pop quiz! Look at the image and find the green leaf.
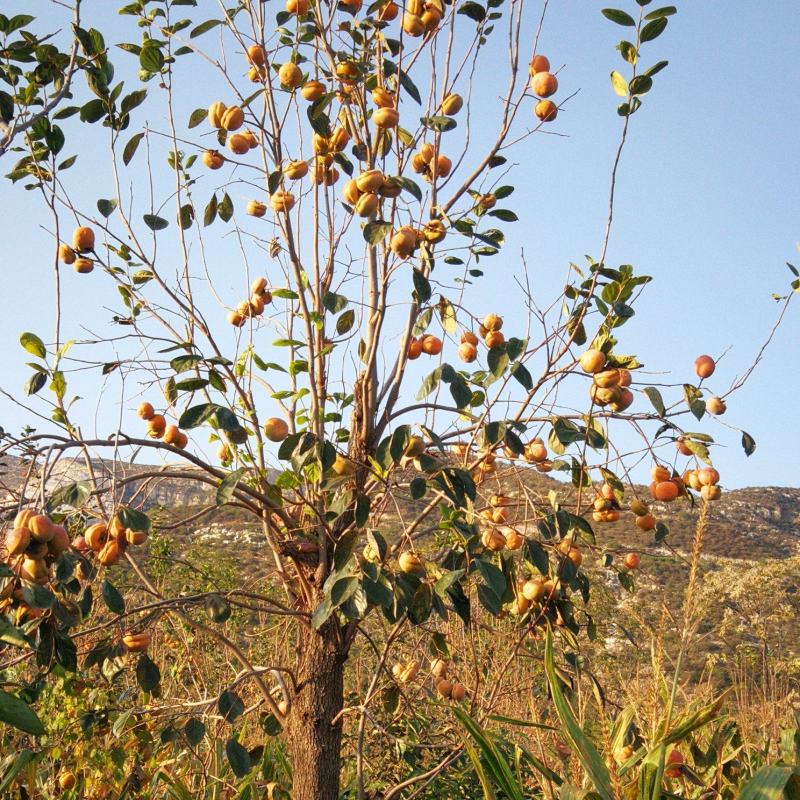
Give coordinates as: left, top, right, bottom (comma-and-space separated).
544, 631, 613, 800
188, 107, 207, 128
218, 690, 244, 723
179, 403, 217, 429
644, 5, 676, 19
143, 214, 169, 231
0, 750, 37, 794
217, 468, 245, 506
225, 737, 252, 778
97, 198, 118, 218
739, 766, 800, 800
20, 332, 46, 358
135, 654, 161, 692
642, 386, 665, 416
101, 579, 125, 615
364, 220, 392, 244
0, 617, 30, 649
640, 17, 668, 42
336, 309, 355, 335
458, 2, 487, 23
191, 19, 223, 38
413, 268, 432, 302
420, 115, 457, 133
0, 690, 44, 736
628, 75, 653, 95
610, 71, 628, 96
742, 431, 756, 457
601, 8, 636, 26
139, 43, 165, 72
184, 717, 205, 746
117, 506, 151, 533
123, 132, 144, 165
398, 70, 421, 104
25, 372, 47, 396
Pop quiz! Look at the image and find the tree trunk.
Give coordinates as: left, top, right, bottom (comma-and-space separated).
286, 619, 346, 800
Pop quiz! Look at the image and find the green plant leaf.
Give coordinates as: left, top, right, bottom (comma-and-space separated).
601, 8, 636, 26
0, 690, 45, 736
544, 630, 613, 800
20, 332, 46, 358
739, 766, 800, 800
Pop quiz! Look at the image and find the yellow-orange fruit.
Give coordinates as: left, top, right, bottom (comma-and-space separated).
279, 62, 303, 88
460, 330, 478, 346
421, 7, 440, 30
653, 480, 679, 502
623, 552, 640, 569
665, 749, 684, 778
73, 258, 94, 274
378, 1, 399, 20
531, 71, 558, 98
651, 465, 671, 482
264, 417, 290, 442
503, 528, 523, 550
84, 522, 109, 552
301, 80, 326, 101
451, 682, 467, 701
21, 557, 49, 584
481, 527, 506, 552
579, 348, 606, 373
13, 509, 37, 528
593, 369, 620, 388
57, 771, 77, 792
635, 513, 656, 531
203, 149, 224, 169
700, 484, 721, 501
207, 101, 227, 128
697, 467, 720, 486
706, 396, 727, 415
5, 528, 31, 556
423, 219, 446, 243
529, 54, 551, 75
372, 87, 395, 108
137, 401, 155, 420
356, 169, 384, 193
421, 335, 442, 355
484, 330, 505, 349
227, 133, 250, 155
220, 106, 244, 131
270, 191, 296, 213
245, 200, 266, 218
343, 179, 362, 205
374, 107, 399, 128
58, 243, 76, 264
336, 61, 360, 82
436, 678, 453, 698
398, 551, 425, 574
432, 154, 452, 178
246, 44, 266, 66
284, 160, 309, 180
330, 127, 351, 152
525, 438, 548, 463
122, 631, 151, 652
354, 192, 379, 217
163, 424, 181, 445
147, 414, 166, 438
522, 577, 546, 602
430, 658, 448, 677
411, 153, 428, 174
630, 499, 649, 516
251, 276, 268, 296
407, 337, 423, 360
242, 130, 258, 149
28, 515, 55, 543
228, 311, 245, 328
458, 342, 477, 363
617, 368, 632, 387
97, 539, 124, 567
286, 0, 309, 13
72, 226, 95, 252
126, 528, 148, 545
390, 226, 417, 258
482, 313, 503, 331
402, 12, 425, 36
442, 93, 463, 115
694, 354, 715, 378
534, 99, 558, 122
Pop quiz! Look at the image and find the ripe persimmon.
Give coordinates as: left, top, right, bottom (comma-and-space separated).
529, 54, 551, 75
579, 348, 606, 373
421, 334, 442, 355
694, 354, 715, 378
264, 417, 290, 442
531, 71, 558, 97
535, 99, 558, 122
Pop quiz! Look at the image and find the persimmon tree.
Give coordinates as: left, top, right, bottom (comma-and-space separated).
0, 1, 794, 798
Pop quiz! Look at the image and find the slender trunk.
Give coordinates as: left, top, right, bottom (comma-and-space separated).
286, 620, 346, 800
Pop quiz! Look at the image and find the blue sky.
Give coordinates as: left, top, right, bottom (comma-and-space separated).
1, 1, 798, 488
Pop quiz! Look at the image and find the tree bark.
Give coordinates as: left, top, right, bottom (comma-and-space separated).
286, 619, 346, 800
